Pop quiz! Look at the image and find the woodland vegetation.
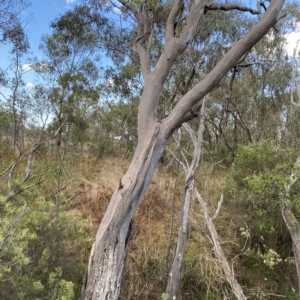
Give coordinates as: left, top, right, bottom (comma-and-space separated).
1, 0, 300, 299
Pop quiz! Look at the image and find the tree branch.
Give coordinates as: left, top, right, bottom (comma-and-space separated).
166, 0, 184, 41
5, 178, 47, 202
291, 40, 300, 108
117, 0, 139, 19
133, 11, 152, 79
163, 0, 285, 136
205, 3, 260, 15
211, 194, 224, 221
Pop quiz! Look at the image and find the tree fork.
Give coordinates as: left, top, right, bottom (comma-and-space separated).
82, 0, 286, 298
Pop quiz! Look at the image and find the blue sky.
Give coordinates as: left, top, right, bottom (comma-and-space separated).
26, 0, 77, 53
0, 0, 79, 89
1, 0, 78, 63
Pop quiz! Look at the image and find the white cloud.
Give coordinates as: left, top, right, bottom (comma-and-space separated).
22, 64, 33, 71
26, 82, 35, 90
112, 6, 122, 15
285, 30, 300, 57
66, 0, 76, 4
111, 0, 122, 15
106, 78, 115, 87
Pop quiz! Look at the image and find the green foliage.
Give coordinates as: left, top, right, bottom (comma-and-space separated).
127, 0, 161, 10
0, 164, 93, 300
0, 201, 31, 283
226, 142, 299, 294
0, 106, 12, 133
94, 100, 138, 158
229, 142, 298, 220
234, 142, 285, 181
161, 293, 168, 300
51, 5, 106, 46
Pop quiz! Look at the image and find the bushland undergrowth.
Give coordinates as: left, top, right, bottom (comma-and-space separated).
0, 142, 299, 299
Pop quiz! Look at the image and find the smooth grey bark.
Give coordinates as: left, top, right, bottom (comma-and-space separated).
195, 190, 247, 299
81, 1, 286, 299
166, 99, 206, 299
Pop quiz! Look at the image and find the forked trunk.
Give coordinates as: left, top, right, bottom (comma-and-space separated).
80, 1, 285, 297
81, 124, 167, 299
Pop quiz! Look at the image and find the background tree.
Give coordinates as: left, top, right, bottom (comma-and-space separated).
38, 7, 103, 151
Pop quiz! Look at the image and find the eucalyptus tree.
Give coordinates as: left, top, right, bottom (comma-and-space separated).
0, 0, 30, 154
46, 67, 99, 149
0, 39, 30, 157
0, 0, 30, 54
37, 6, 102, 149
204, 17, 293, 157
76, 0, 287, 299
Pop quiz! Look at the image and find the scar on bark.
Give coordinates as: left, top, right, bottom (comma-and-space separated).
118, 179, 123, 189
125, 220, 134, 246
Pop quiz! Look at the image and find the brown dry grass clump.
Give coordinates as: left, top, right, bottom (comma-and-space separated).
68, 158, 126, 224
68, 157, 235, 299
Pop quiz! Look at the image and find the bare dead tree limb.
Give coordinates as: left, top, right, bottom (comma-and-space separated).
211, 194, 224, 221
166, 97, 207, 299
166, 97, 246, 299
0, 202, 27, 251
5, 121, 67, 202
195, 190, 247, 299
0, 161, 15, 177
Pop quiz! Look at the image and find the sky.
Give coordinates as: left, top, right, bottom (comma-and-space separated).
286, 29, 300, 56
0, 0, 79, 92
1, 0, 77, 64
26, 0, 77, 53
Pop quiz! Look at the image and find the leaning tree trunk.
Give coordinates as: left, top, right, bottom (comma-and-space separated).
82, 124, 168, 299
81, 0, 285, 298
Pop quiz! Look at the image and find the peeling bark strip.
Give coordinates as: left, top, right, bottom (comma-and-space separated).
82, 1, 285, 299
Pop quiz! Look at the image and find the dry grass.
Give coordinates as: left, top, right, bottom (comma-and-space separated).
68, 157, 127, 224
1, 149, 243, 299
1, 144, 295, 298
67, 158, 244, 299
